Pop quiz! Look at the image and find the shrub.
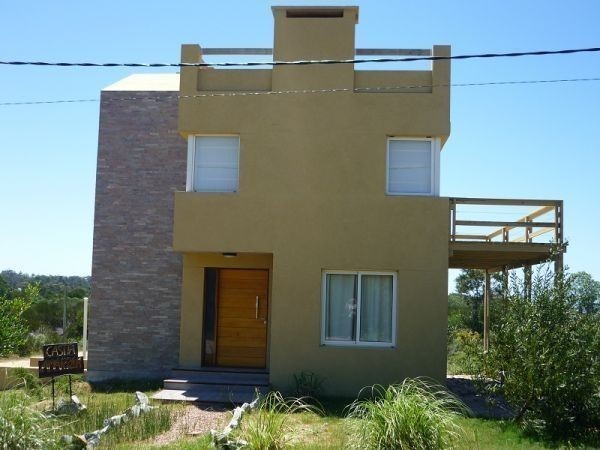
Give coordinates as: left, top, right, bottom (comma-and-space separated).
484, 268, 600, 440
292, 371, 325, 398
347, 378, 467, 450
0, 285, 37, 356
447, 329, 483, 375
19, 325, 62, 357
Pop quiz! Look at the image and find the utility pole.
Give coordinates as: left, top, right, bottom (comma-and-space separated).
82, 297, 88, 360
63, 284, 67, 335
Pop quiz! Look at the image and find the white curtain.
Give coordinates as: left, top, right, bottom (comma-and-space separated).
325, 274, 357, 341
359, 275, 393, 343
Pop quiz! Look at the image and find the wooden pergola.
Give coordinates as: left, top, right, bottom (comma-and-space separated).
448, 198, 565, 350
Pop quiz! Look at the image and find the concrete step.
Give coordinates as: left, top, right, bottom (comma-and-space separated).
164, 379, 267, 391
152, 384, 268, 404
156, 369, 271, 404
168, 369, 269, 387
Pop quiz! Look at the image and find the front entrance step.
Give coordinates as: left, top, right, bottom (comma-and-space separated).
167, 369, 269, 388
153, 384, 268, 404
152, 369, 270, 404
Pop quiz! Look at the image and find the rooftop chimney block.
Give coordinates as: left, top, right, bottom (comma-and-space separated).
271, 6, 359, 90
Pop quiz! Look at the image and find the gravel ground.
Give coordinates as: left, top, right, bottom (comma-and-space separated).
150, 404, 229, 446
447, 375, 514, 420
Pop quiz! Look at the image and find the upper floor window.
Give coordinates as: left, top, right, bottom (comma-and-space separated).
186, 135, 240, 192
387, 138, 440, 196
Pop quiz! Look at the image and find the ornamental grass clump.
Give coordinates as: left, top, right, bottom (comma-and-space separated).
0, 389, 58, 450
238, 391, 322, 450
347, 378, 468, 450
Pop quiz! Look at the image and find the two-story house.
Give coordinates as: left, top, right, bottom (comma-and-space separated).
89, 6, 563, 401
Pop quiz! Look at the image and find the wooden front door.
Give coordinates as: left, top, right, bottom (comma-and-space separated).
216, 269, 268, 368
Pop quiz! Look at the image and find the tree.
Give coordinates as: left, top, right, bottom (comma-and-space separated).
571, 271, 600, 313
447, 293, 470, 334
0, 284, 38, 357
483, 268, 600, 440
454, 269, 503, 333
0, 274, 10, 297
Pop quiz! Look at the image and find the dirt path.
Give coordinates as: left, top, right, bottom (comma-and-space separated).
150, 404, 228, 446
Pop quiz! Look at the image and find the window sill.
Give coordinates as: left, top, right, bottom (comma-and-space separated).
183, 190, 239, 194
386, 191, 436, 197
321, 342, 395, 349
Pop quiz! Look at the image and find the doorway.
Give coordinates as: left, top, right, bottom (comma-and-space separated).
203, 268, 269, 369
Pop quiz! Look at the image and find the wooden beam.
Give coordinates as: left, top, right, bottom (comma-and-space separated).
512, 227, 554, 242
456, 220, 556, 228
485, 207, 555, 242
453, 234, 489, 240
526, 205, 555, 221
450, 197, 560, 207
487, 228, 504, 240
449, 242, 555, 252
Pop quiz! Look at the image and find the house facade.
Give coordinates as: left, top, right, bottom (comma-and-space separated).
90, 6, 523, 397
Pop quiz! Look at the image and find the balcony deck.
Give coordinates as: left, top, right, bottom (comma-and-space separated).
448, 198, 564, 272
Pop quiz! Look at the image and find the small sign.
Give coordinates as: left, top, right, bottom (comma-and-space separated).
38, 342, 85, 378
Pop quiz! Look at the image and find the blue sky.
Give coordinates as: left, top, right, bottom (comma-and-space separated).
0, 1, 598, 289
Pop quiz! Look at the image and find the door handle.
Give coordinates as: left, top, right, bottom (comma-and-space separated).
256, 295, 267, 323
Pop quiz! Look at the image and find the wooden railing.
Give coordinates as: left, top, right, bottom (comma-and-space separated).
449, 198, 563, 245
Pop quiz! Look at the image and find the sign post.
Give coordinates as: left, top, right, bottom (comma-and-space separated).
38, 342, 85, 409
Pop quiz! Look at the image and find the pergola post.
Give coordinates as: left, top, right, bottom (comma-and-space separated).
524, 264, 532, 300
554, 253, 564, 275
483, 269, 491, 352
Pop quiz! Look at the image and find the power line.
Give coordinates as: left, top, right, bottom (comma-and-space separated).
1, 76, 599, 106
1, 47, 599, 68
0, 98, 99, 106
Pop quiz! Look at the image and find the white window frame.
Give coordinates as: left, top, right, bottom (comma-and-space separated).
186, 135, 240, 193
321, 270, 397, 348
386, 137, 440, 196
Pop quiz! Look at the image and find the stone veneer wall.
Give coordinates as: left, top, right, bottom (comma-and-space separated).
88, 91, 186, 381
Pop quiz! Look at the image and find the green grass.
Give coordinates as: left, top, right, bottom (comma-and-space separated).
457, 418, 548, 450
0, 378, 180, 449
4, 377, 593, 449
115, 434, 214, 450
286, 412, 350, 449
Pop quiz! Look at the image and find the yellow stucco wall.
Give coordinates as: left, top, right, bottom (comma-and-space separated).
175, 6, 451, 396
